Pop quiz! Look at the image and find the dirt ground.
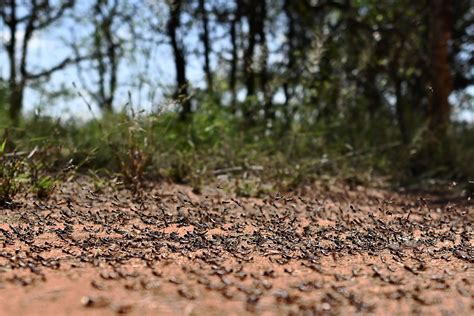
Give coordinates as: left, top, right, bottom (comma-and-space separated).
0, 179, 472, 316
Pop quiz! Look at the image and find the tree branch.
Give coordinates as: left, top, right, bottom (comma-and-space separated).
25, 54, 94, 81
35, 1, 75, 30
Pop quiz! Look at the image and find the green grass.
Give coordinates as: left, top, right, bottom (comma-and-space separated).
0, 99, 472, 201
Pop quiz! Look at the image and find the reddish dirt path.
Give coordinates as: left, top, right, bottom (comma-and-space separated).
0, 180, 472, 315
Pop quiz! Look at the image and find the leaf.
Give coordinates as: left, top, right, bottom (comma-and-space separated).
0, 139, 6, 155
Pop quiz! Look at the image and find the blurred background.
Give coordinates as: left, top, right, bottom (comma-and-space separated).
0, 0, 473, 194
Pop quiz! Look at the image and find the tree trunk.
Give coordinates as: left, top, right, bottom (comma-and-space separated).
429, 0, 453, 138
167, 0, 191, 120
105, 24, 117, 113
199, 0, 213, 93
282, 0, 295, 128
390, 34, 409, 145
8, 84, 24, 124
93, 0, 118, 114
258, 0, 272, 120
243, 3, 257, 99
6, 0, 21, 123
93, 2, 107, 111
394, 77, 409, 145
364, 67, 381, 120
229, 0, 241, 111
229, 17, 238, 110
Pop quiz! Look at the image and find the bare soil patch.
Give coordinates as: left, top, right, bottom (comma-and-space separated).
0, 180, 472, 315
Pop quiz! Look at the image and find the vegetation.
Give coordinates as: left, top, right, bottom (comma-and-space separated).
0, 0, 473, 200
1, 101, 472, 198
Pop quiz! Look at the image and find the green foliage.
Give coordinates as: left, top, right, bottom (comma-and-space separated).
33, 176, 57, 199
0, 130, 71, 203
104, 111, 154, 193
27, 148, 65, 200
0, 140, 29, 205
0, 94, 472, 199
0, 0, 472, 199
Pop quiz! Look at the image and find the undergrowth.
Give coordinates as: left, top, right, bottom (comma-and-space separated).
0, 100, 473, 202
0, 131, 75, 204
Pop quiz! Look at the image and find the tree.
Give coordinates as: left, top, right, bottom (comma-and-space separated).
73, 0, 136, 114
223, 0, 242, 110
0, 79, 7, 111
428, 0, 453, 138
166, 0, 191, 120
91, 0, 121, 113
0, 0, 78, 123
239, 0, 268, 120
198, 0, 213, 93
257, 0, 272, 120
